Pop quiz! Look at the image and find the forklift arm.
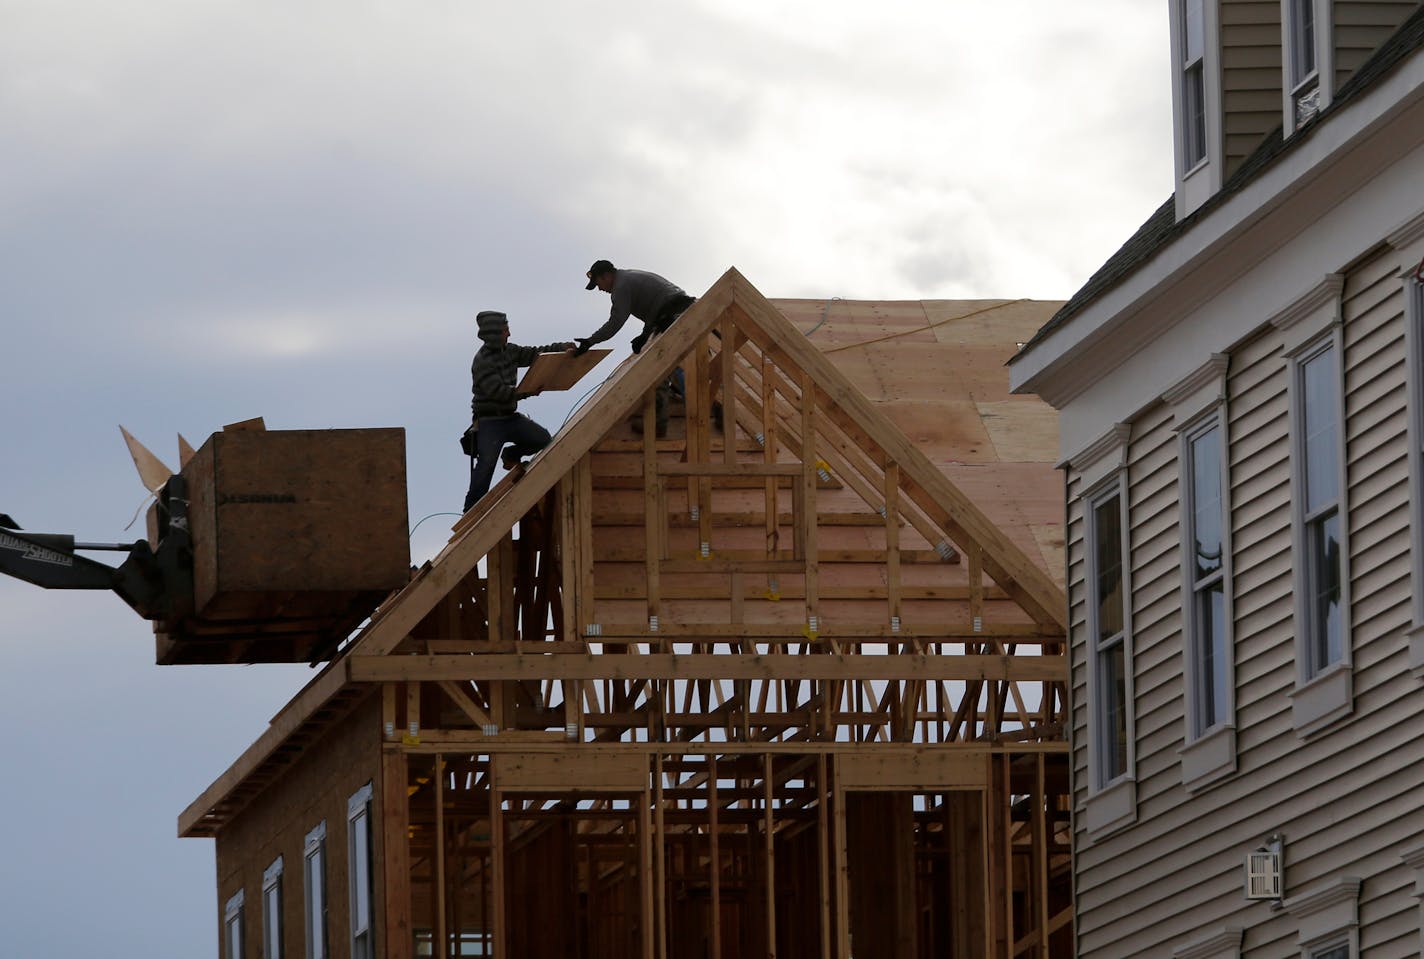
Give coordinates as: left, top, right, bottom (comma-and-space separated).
0, 476, 192, 622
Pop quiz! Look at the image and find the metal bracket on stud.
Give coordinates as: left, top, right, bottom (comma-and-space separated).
649, 615, 660, 632
972, 616, 982, 633
890, 616, 901, 633
585, 623, 603, 637
935, 540, 958, 561
481, 723, 499, 737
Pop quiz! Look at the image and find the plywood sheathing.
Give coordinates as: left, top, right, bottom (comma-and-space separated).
772, 297, 1064, 590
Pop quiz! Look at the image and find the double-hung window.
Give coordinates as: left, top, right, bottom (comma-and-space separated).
348, 783, 375, 959
263, 856, 284, 959
1298, 341, 1344, 676
1185, 418, 1229, 734
1181, 0, 1207, 169
1088, 483, 1130, 787
1285, 318, 1352, 736
304, 822, 328, 959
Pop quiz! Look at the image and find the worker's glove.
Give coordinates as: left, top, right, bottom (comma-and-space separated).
630, 330, 650, 354
570, 338, 593, 357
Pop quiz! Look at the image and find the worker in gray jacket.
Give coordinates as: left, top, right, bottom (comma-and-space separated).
463, 311, 572, 510
571, 260, 696, 435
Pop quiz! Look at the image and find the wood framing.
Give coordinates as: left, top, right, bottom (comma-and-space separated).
183, 271, 1072, 958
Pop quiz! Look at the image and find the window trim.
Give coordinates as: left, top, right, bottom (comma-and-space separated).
224, 888, 246, 959
348, 782, 375, 959
1285, 324, 1353, 736
1284, 875, 1361, 959
263, 856, 284, 959
304, 821, 328, 959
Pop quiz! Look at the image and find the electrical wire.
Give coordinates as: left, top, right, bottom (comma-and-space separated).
802, 296, 842, 338
409, 512, 463, 539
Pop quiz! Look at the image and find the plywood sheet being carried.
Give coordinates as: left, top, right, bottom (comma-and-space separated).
518, 349, 612, 393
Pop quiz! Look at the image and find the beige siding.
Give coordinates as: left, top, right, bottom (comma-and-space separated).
1222, 0, 1283, 177
1334, 1, 1421, 88
1071, 247, 1424, 957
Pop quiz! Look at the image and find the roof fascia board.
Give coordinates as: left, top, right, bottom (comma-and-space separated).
1011, 49, 1424, 405
178, 656, 353, 837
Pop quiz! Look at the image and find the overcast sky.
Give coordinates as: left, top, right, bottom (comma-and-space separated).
0, 1, 1170, 953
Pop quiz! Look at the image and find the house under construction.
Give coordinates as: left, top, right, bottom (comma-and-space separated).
179, 269, 1072, 959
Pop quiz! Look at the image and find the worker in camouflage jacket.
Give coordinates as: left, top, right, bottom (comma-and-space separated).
463, 310, 572, 511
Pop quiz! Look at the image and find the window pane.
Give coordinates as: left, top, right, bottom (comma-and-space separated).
1189, 425, 1223, 579
264, 881, 282, 959
1099, 642, 1128, 781
1093, 494, 1124, 643
1310, 510, 1343, 672
306, 848, 326, 959
1302, 348, 1339, 512
351, 810, 371, 935
1183, 64, 1207, 167
1292, 0, 1316, 84
1183, 0, 1204, 63
1196, 581, 1227, 732
227, 915, 243, 959
1311, 946, 1348, 959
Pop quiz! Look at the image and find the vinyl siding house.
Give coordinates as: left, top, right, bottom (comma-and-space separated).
1009, 3, 1424, 958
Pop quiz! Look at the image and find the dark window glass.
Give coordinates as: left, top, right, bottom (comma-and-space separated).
1094, 494, 1124, 643
1099, 641, 1127, 781
1309, 510, 1343, 671
1196, 581, 1227, 730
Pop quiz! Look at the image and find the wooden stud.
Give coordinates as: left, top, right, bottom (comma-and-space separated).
381, 749, 413, 959
763, 753, 778, 959
435, 754, 447, 959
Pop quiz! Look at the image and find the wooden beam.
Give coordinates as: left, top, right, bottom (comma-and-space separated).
352, 653, 1065, 683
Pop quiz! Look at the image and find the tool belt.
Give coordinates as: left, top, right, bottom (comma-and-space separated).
459, 423, 478, 456
653, 294, 696, 333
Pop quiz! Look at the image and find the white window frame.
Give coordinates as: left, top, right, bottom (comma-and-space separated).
1404, 275, 1424, 675
263, 856, 284, 959
304, 821, 328, 959
1177, 404, 1237, 789
348, 783, 375, 959
1282, 0, 1333, 132
1286, 324, 1353, 736
1170, 0, 1223, 218
224, 888, 245, 959
1067, 424, 1136, 836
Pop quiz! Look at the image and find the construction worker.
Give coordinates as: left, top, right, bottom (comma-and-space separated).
570, 260, 696, 436
463, 311, 573, 511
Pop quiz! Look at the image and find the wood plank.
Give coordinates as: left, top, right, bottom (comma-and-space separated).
494, 752, 647, 791
517, 348, 613, 393
836, 749, 989, 790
